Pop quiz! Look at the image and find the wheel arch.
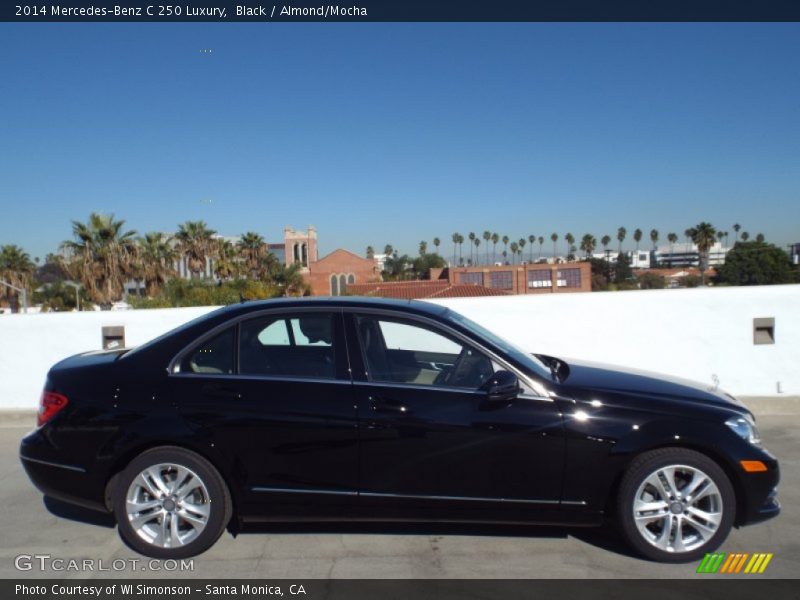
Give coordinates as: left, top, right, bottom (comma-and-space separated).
603, 441, 746, 527
103, 440, 241, 528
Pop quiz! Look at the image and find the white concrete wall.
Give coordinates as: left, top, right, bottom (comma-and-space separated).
0, 285, 797, 409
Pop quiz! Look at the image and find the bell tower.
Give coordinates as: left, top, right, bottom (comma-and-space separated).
283, 226, 318, 270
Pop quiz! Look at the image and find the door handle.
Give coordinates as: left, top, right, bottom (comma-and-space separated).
202, 384, 242, 400
369, 396, 409, 414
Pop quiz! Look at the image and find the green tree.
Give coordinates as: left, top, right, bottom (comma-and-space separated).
580, 234, 597, 258
689, 222, 717, 284
451, 233, 460, 266
638, 272, 666, 290
617, 227, 627, 254
0, 244, 36, 311
667, 232, 679, 267
601, 235, 611, 257
716, 241, 797, 286
564, 233, 575, 260
615, 252, 633, 283
61, 213, 138, 306
741, 231, 750, 242
756, 233, 765, 243
518, 238, 526, 263
633, 228, 643, 251
482, 231, 491, 265
468, 232, 476, 265
138, 232, 177, 296
550, 232, 558, 259
528, 234, 535, 262
537, 236, 544, 259
509, 241, 519, 264
419, 240, 428, 256
650, 229, 659, 251
411, 253, 447, 279
175, 220, 217, 279
432, 237, 440, 255
502, 235, 510, 260
491, 233, 499, 264
366, 245, 375, 259
733, 223, 741, 241
473, 237, 481, 265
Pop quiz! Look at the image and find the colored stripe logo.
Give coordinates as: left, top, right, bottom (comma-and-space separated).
697, 552, 773, 574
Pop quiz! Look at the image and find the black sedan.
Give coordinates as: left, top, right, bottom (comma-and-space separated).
20, 297, 779, 561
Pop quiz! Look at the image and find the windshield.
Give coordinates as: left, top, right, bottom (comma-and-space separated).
443, 309, 553, 381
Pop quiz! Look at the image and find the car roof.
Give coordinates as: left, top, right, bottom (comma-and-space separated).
221, 296, 450, 318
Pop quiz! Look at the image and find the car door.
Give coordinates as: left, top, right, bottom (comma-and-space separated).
345, 310, 565, 520
170, 308, 359, 519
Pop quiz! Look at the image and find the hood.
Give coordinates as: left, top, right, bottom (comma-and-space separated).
547, 357, 743, 410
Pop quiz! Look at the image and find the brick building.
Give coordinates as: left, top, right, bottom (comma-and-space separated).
306, 249, 381, 296
440, 262, 592, 294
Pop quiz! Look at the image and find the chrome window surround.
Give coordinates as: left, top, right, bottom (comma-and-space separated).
166, 305, 552, 401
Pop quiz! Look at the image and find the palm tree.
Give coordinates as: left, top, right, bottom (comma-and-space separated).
650, 229, 659, 251
138, 232, 177, 296
733, 223, 741, 241
580, 234, 596, 258
432, 237, 440, 255
601, 235, 611, 258
419, 240, 428, 256
667, 232, 678, 267
275, 263, 309, 297
716, 231, 725, 248
564, 233, 575, 260
633, 228, 643, 252
756, 233, 765, 243
239, 231, 266, 277
451, 233, 460, 266
214, 239, 240, 281
617, 227, 627, 254
61, 213, 138, 306
502, 235, 510, 260
723, 231, 729, 249
366, 245, 375, 259
383, 244, 393, 257
550, 233, 558, 260
518, 238, 526, 263
741, 231, 750, 241
482, 231, 491, 265
175, 220, 217, 279
528, 235, 535, 262
0, 244, 35, 312
537, 236, 544, 259
690, 222, 717, 284
491, 233, 500, 264
509, 241, 519, 265
468, 232, 476, 265
684, 228, 692, 246
473, 237, 480, 263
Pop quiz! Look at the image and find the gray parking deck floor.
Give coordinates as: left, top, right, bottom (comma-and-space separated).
1, 413, 796, 579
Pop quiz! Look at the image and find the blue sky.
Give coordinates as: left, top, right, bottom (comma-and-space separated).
1, 23, 799, 260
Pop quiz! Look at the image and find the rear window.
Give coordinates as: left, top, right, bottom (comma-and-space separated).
239, 313, 336, 379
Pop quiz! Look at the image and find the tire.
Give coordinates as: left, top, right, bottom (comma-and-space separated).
113, 446, 232, 559
617, 448, 735, 563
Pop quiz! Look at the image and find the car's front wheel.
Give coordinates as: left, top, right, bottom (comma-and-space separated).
113, 446, 232, 559
618, 448, 735, 562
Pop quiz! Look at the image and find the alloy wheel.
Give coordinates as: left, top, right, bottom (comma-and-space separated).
125, 463, 211, 548
632, 464, 723, 554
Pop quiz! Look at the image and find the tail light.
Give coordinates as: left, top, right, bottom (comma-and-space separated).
37, 391, 68, 427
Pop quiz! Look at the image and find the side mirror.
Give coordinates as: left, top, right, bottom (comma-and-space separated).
482, 370, 520, 404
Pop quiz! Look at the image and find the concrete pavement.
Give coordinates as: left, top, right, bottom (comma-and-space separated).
1, 412, 796, 579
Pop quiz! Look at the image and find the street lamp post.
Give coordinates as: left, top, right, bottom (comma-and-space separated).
64, 282, 81, 312
0, 279, 27, 314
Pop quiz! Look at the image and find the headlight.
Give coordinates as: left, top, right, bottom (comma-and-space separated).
725, 414, 761, 445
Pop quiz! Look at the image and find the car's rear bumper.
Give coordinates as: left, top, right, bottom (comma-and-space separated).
20, 430, 109, 513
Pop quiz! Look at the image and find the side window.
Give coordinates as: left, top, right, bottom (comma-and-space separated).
240, 313, 336, 379
181, 327, 235, 374
356, 316, 495, 389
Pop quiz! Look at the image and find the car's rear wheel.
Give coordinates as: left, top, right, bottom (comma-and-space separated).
618, 448, 735, 562
113, 446, 231, 559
